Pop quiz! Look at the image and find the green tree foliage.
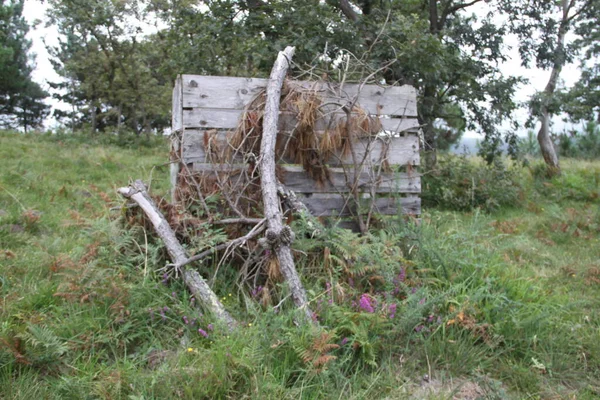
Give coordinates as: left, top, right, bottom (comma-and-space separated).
148, 0, 521, 166
47, 0, 171, 134
500, 0, 600, 173
0, 0, 49, 130
557, 121, 600, 159
561, 1, 600, 124
562, 65, 600, 124
41, 0, 600, 161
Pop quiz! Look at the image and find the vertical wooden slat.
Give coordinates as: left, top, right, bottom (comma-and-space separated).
171, 75, 183, 203
172, 75, 183, 132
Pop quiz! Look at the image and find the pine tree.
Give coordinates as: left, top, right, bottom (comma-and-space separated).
0, 0, 49, 130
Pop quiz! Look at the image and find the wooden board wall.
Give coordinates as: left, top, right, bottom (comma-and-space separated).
172, 75, 421, 216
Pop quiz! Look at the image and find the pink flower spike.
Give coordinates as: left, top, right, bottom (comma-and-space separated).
358, 294, 375, 313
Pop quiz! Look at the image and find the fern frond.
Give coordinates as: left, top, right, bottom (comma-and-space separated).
18, 324, 68, 357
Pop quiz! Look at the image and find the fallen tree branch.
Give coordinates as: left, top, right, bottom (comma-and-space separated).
118, 180, 237, 329
277, 181, 323, 237
260, 46, 313, 323
211, 217, 264, 225
173, 218, 266, 270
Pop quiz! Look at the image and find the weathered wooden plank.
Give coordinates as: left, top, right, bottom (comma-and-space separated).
182, 108, 419, 132
191, 163, 421, 194
281, 165, 420, 193
172, 75, 183, 132
180, 75, 418, 117
182, 129, 420, 166
298, 194, 421, 216
171, 77, 183, 202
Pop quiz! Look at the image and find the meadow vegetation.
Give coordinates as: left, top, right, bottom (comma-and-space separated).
1, 130, 599, 399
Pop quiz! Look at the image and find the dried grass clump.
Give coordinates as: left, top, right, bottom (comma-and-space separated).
227, 80, 382, 186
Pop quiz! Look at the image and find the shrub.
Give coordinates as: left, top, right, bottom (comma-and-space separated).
422, 155, 523, 212
556, 121, 600, 159
41, 128, 168, 149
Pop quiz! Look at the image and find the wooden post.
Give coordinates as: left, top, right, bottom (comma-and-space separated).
170, 75, 183, 203
260, 46, 313, 322
118, 180, 236, 329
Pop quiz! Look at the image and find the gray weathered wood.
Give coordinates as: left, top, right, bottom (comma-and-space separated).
260, 46, 312, 323
180, 75, 418, 117
182, 108, 419, 132
191, 163, 421, 194
171, 76, 184, 203
172, 72, 422, 220
299, 194, 421, 217
182, 129, 420, 166
170, 131, 181, 203
172, 76, 183, 133
117, 180, 236, 329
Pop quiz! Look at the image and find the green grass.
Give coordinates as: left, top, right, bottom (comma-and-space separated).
1, 130, 599, 399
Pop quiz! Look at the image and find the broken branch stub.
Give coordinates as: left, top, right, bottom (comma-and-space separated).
260, 46, 313, 323
117, 180, 236, 329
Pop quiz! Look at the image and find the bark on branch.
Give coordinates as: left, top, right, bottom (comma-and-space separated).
339, 0, 359, 21
118, 180, 237, 329
260, 46, 313, 323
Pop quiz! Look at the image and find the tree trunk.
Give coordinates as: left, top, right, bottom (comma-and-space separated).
538, 110, 560, 174
429, 0, 439, 34
117, 104, 123, 135
118, 180, 237, 329
91, 101, 97, 134
421, 83, 438, 168
537, 3, 570, 176
23, 105, 28, 134
260, 46, 313, 323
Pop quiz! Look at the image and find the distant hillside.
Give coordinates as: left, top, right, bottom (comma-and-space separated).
449, 137, 510, 155
450, 137, 480, 154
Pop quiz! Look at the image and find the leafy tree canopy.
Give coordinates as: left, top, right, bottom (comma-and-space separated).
0, 0, 49, 130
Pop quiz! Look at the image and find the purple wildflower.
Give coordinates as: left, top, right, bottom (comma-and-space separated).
251, 286, 263, 298
388, 303, 397, 319
358, 294, 375, 313
163, 306, 169, 311
172, 291, 177, 298
198, 328, 209, 338
316, 298, 324, 311
415, 324, 425, 333
207, 323, 214, 331
161, 273, 169, 285
190, 297, 196, 306
340, 337, 349, 346
398, 268, 406, 282
183, 316, 189, 325
419, 297, 426, 305
427, 314, 435, 324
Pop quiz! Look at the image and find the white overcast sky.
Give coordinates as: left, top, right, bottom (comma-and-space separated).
22, 0, 582, 136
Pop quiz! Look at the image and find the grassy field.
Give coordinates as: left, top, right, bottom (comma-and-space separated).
1, 130, 599, 399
